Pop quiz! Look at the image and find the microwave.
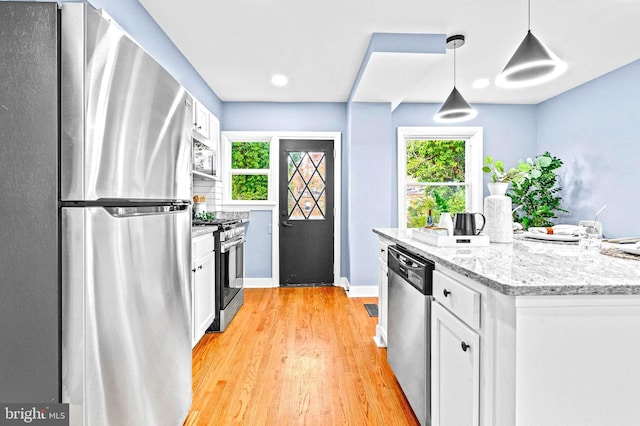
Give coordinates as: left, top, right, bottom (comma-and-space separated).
193, 139, 217, 178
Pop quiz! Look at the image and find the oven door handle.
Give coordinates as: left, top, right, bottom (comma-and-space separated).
221, 236, 244, 253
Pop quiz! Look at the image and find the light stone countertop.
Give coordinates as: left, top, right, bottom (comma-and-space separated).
192, 225, 217, 238
374, 228, 640, 296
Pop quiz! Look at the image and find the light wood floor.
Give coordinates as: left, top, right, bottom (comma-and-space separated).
184, 287, 419, 426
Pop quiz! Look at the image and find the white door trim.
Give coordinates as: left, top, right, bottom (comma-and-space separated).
221, 131, 342, 287
274, 132, 341, 286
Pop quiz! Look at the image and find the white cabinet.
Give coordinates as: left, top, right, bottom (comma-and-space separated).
431, 301, 480, 426
374, 237, 392, 347
191, 99, 220, 180
192, 233, 215, 347
193, 101, 210, 141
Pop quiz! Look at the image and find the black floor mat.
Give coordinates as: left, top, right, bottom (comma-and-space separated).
364, 303, 378, 317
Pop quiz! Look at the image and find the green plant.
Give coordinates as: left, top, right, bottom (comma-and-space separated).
434, 190, 450, 212
482, 156, 530, 183
509, 152, 568, 229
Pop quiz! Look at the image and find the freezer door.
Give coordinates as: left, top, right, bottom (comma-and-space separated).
61, 3, 192, 202
62, 205, 192, 426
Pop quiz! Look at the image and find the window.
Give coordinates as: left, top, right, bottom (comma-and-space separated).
230, 140, 271, 201
397, 127, 483, 228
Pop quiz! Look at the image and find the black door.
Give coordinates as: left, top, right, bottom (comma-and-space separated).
279, 139, 334, 286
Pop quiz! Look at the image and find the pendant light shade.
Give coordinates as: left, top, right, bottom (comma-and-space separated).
496, 2, 566, 88
434, 87, 478, 122
434, 35, 476, 123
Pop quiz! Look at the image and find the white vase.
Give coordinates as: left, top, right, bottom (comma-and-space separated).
484, 186, 513, 243
487, 182, 509, 196
438, 212, 454, 236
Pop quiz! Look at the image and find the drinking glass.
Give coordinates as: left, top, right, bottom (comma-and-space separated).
579, 225, 602, 251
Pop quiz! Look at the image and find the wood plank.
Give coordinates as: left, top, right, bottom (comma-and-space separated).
187, 287, 420, 425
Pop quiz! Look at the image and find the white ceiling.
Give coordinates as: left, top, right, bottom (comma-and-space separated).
139, 0, 640, 105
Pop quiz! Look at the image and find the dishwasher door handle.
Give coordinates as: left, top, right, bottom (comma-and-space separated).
389, 248, 425, 271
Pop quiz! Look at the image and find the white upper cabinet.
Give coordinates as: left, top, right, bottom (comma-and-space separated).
193, 100, 210, 141
191, 98, 220, 180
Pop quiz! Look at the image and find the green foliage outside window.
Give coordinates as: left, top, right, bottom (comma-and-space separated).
232, 175, 268, 200
231, 141, 270, 200
407, 139, 465, 182
231, 142, 270, 169
406, 140, 466, 228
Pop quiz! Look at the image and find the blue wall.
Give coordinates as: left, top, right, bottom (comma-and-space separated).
537, 59, 640, 238
222, 102, 349, 279
392, 103, 538, 221
348, 103, 395, 286
345, 102, 538, 286
244, 211, 272, 278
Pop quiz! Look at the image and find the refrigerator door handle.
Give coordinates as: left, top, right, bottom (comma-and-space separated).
103, 205, 188, 218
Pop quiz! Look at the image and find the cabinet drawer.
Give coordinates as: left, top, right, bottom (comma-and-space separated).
192, 233, 214, 260
433, 270, 481, 330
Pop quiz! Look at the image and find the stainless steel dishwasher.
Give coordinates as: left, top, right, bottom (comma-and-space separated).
387, 245, 435, 426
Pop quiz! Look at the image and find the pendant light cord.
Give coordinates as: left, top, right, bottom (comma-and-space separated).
453, 40, 457, 87
528, 0, 531, 31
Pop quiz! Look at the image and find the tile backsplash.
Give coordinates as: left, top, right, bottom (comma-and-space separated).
193, 179, 222, 212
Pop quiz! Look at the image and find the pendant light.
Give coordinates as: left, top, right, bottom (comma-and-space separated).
495, 0, 567, 88
434, 35, 477, 123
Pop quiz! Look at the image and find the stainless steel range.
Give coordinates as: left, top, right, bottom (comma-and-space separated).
194, 219, 245, 332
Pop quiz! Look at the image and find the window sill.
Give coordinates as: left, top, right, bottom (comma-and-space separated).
222, 201, 276, 211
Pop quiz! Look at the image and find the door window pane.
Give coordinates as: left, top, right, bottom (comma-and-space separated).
287, 151, 326, 220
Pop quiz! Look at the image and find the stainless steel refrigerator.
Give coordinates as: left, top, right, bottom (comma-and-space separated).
0, 2, 192, 425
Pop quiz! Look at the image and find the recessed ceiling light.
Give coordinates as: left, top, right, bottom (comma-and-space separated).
472, 78, 490, 89
271, 74, 288, 86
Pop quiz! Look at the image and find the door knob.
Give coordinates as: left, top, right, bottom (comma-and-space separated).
281, 221, 293, 227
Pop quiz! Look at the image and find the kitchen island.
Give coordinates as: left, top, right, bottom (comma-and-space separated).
374, 228, 640, 426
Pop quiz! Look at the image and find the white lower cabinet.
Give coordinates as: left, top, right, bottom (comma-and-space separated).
431, 301, 480, 426
431, 263, 640, 426
375, 237, 392, 347
192, 233, 215, 347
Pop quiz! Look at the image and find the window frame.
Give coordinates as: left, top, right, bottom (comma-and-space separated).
397, 127, 483, 229
223, 134, 276, 206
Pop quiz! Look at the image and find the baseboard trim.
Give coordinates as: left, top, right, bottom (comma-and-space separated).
244, 278, 277, 288
346, 285, 378, 298
334, 276, 350, 290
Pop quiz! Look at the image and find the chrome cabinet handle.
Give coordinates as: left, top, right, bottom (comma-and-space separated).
443, 289, 451, 297
461, 342, 470, 352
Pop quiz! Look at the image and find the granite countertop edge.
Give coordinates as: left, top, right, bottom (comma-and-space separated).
373, 228, 640, 297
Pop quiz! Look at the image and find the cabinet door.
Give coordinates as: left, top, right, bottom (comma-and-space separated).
431, 301, 480, 426
193, 101, 210, 141
209, 113, 220, 177
377, 258, 388, 345
193, 251, 215, 345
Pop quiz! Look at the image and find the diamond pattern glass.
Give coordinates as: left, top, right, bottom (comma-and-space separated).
287, 151, 326, 220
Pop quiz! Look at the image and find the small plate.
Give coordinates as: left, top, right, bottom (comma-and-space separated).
619, 246, 640, 256
523, 232, 580, 242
